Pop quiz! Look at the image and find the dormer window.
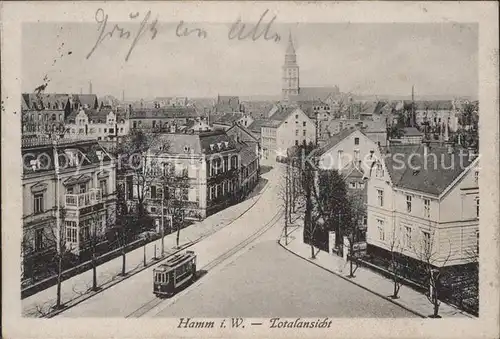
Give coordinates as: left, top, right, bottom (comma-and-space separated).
224, 141, 229, 148
210, 144, 215, 151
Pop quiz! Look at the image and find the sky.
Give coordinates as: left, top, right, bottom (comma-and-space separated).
22, 21, 478, 100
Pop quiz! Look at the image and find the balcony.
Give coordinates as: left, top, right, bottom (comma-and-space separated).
65, 189, 102, 209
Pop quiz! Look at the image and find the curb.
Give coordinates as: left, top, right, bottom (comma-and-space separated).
42, 179, 271, 318
278, 241, 427, 319
45, 239, 201, 318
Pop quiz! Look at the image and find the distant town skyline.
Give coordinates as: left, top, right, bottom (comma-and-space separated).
23, 22, 478, 100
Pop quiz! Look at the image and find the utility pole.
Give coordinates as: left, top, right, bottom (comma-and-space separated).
284, 159, 289, 245
411, 85, 415, 127
161, 192, 165, 255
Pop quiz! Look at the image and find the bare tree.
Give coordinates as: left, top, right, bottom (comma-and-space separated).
158, 163, 190, 249
387, 223, 406, 299
413, 228, 452, 318
345, 189, 366, 278
44, 208, 76, 310
114, 129, 170, 234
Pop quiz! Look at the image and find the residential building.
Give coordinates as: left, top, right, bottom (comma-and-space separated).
212, 112, 254, 130
21, 93, 99, 137
260, 106, 316, 162
129, 107, 200, 132
214, 95, 242, 114
142, 130, 241, 224
396, 127, 424, 145
237, 142, 260, 198
366, 143, 479, 268
21, 137, 116, 278
316, 128, 382, 174
64, 107, 130, 141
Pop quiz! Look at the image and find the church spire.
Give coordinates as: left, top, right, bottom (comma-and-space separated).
286, 30, 296, 55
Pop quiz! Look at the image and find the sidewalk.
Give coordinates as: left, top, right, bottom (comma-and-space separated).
22, 183, 267, 317
280, 225, 475, 319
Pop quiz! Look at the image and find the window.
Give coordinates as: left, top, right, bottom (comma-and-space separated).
303, 130, 306, 136
376, 163, 384, 177
295, 140, 299, 146
349, 182, 356, 189
303, 121, 306, 127
295, 114, 299, 119
422, 231, 431, 254
33, 193, 44, 214
354, 137, 359, 145
109, 128, 114, 134
406, 195, 412, 213
65, 221, 78, 243
223, 156, 229, 172
474, 171, 479, 185
150, 207, 157, 213
35, 228, 44, 251
181, 188, 189, 201
104, 128, 107, 133
377, 219, 385, 241
377, 189, 384, 207
295, 129, 299, 136
151, 186, 157, 199
476, 198, 480, 218
424, 198, 430, 218
79, 183, 87, 193
354, 150, 360, 161
404, 226, 412, 248
99, 179, 107, 196
357, 182, 365, 189
133, 121, 137, 128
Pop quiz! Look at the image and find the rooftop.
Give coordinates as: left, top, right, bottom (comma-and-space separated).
382, 144, 477, 196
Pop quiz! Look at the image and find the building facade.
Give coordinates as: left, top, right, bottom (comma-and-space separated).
366, 144, 479, 268
142, 131, 242, 225
65, 108, 130, 141
260, 107, 316, 162
21, 138, 116, 278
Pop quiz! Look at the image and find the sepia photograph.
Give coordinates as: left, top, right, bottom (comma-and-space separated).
2, 1, 499, 338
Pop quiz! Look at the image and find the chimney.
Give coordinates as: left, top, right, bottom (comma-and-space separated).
468, 147, 476, 162
423, 141, 430, 159
446, 141, 454, 154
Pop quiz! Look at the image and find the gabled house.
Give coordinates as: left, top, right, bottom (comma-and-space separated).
366, 143, 479, 268
212, 112, 254, 130
260, 106, 316, 162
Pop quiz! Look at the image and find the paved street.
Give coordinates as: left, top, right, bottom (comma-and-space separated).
151, 224, 417, 318
57, 166, 282, 317
35, 164, 415, 318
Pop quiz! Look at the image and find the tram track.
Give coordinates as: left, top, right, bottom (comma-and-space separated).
125, 207, 284, 318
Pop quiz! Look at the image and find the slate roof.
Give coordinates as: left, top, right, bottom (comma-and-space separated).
130, 107, 198, 119
212, 113, 245, 126
22, 93, 71, 111
150, 131, 237, 156
382, 144, 477, 196
403, 127, 424, 137
241, 101, 276, 118
215, 95, 241, 113
248, 119, 269, 133
261, 106, 301, 127
289, 86, 340, 102
22, 138, 112, 175
239, 145, 258, 167
316, 127, 363, 156
226, 123, 259, 143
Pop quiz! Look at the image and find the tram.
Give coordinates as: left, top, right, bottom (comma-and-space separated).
153, 250, 197, 297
